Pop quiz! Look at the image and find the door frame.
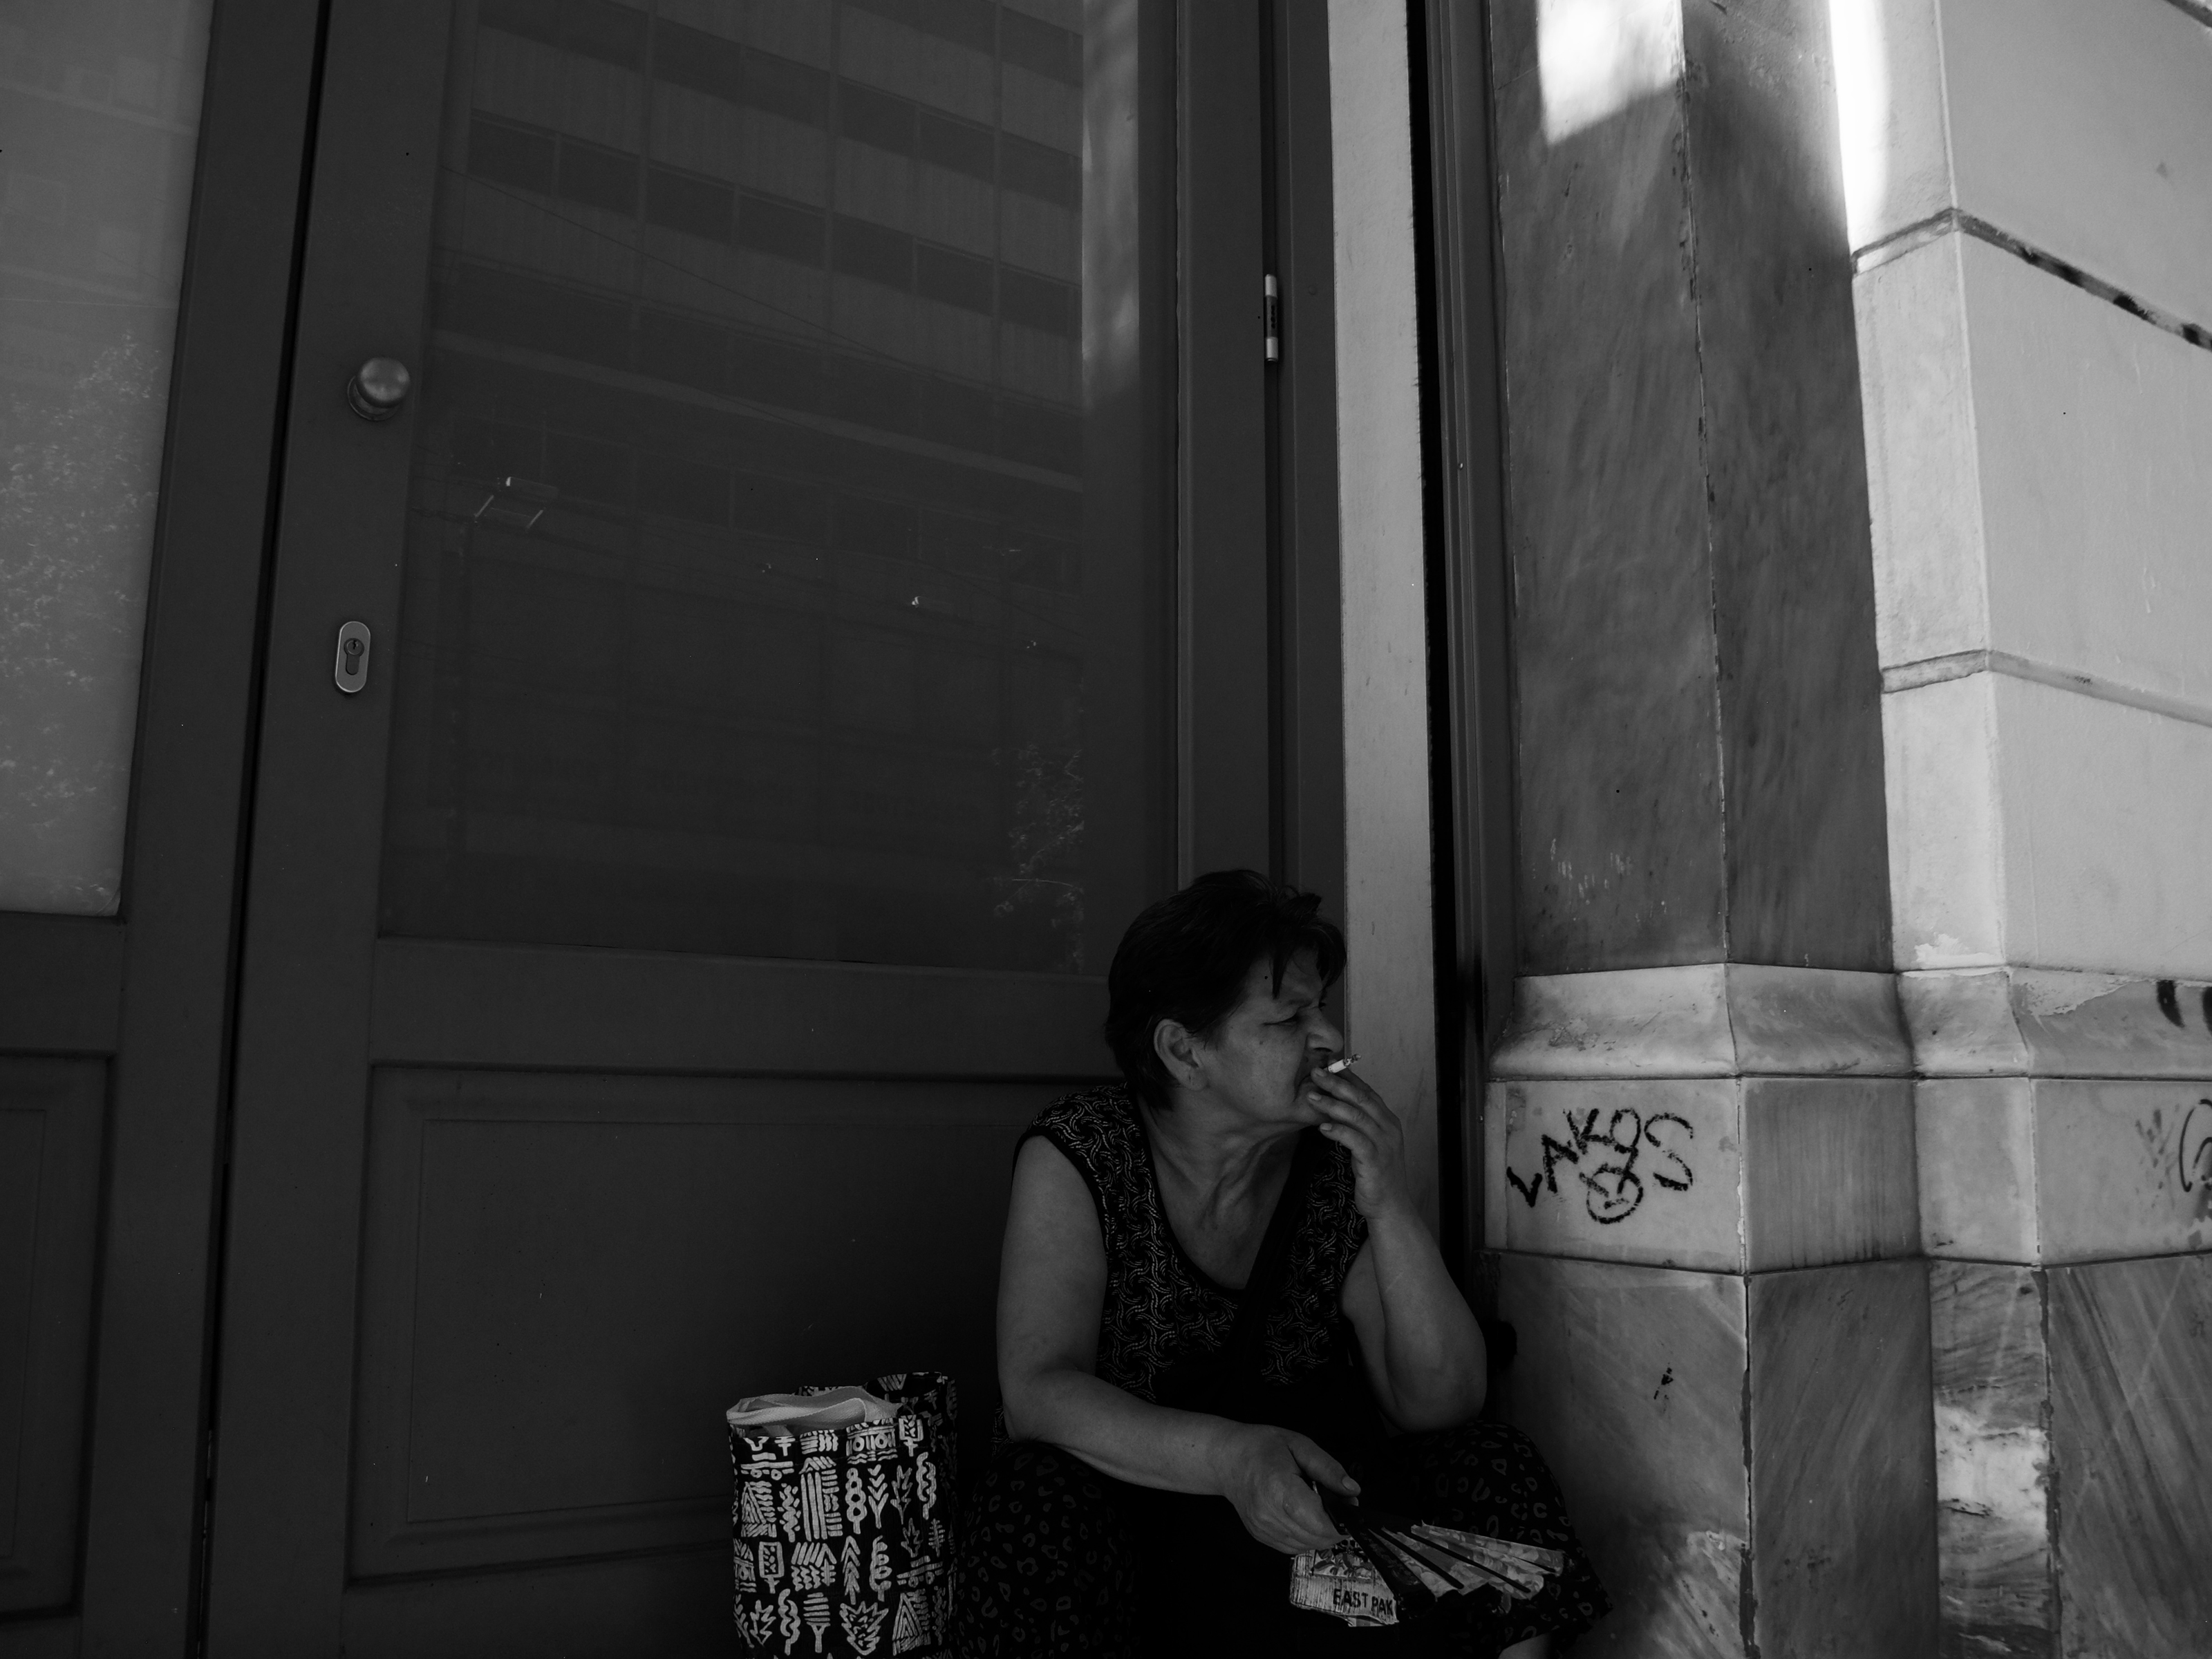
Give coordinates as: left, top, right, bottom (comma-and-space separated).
1262, 0, 1348, 919
1407, 0, 1519, 1280
1181, 0, 1345, 910
193, 0, 1352, 1651
0, 4, 325, 1652
0, 0, 1363, 1648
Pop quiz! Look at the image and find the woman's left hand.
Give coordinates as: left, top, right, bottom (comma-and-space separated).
1304, 1067, 1412, 1220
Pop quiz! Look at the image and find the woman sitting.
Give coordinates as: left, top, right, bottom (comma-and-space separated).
958, 872, 1608, 1656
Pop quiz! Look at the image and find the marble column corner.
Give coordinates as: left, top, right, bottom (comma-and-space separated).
1491, 1252, 1940, 1657
2046, 1253, 2212, 1656
1929, 1259, 2055, 1658
1748, 1259, 1939, 1658
1494, 963, 1910, 1082
1491, 1253, 1752, 1658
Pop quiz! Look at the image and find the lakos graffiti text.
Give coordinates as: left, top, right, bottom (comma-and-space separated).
1504, 1105, 1695, 1225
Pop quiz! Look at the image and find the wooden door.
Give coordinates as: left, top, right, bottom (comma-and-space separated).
201, 1, 1278, 1651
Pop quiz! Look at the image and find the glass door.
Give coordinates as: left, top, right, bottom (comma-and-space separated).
203, 1, 1271, 1650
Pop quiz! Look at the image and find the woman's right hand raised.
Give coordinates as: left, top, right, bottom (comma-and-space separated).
1209, 1423, 1360, 1555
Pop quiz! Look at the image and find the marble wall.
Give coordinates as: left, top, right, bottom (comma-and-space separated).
1480, 0, 1929, 1645
1474, 0, 2212, 1647
1494, 1255, 1752, 1656
1930, 1255, 2212, 1658
1862, 235, 2212, 980
1488, 0, 1890, 975
1843, 0, 2212, 1648
1487, 1073, 1918, 1271
1484, 969, 1937, 1654
1490, 1226, 1940, 1656
1845, 0, 2212, 333
1746, 1261, 1938, 1658
1906, 968, 2212, 1655
2047, 1255, 2212, 1655
1929, 1262, 2052, 1659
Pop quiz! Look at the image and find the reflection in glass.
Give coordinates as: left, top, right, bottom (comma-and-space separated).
0, 0, 214, 914
380, 0, 1170, 972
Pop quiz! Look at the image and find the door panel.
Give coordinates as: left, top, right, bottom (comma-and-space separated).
0, 916, 122, 1053
0, 1060, 103, 1613
208, 0, 1237, 1651
370, 937, 1113, 1071
340, 1549, 730, 1659
349, 1071, 1035, 1578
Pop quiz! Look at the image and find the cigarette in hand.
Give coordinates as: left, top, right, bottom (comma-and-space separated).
1321, 1054, 1360, 1075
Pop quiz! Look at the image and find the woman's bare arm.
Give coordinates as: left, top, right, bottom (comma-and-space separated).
995, 1135, 1223, 1487
1308, 1071, 1488, 1432
996, 1135, 1353, 1553
1338, 1220, 1487, 1430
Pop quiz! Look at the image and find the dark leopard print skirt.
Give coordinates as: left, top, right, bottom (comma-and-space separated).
955, 1419, 1609, 1657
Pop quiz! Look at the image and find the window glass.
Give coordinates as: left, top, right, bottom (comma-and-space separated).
0, 0, 216, 915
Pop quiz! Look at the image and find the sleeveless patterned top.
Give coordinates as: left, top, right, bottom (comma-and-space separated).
1020, 1083, 1370, 1403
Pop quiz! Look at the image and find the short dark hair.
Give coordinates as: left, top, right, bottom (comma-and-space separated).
1103, 870, 1347, 1109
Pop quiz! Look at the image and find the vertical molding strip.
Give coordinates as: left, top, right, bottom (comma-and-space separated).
1324, 0, 1440, 1222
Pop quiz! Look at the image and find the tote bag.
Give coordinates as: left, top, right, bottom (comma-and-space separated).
729, 1371, 958, 1657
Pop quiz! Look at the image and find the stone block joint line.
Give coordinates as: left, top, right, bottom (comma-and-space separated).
1878, 649, 2212, 734
1853, 207, 2212, 357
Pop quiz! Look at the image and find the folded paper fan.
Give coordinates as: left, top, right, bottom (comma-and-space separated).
1288, 1497, 1568, 1628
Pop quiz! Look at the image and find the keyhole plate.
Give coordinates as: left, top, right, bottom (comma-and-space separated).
335, 620, 373, 695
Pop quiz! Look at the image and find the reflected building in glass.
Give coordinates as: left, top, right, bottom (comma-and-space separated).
380, 0, 1158, 975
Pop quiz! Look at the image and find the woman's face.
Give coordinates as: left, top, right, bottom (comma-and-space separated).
1185, 950, 1346, 1127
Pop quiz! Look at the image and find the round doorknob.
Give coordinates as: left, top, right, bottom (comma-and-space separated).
346, 357, 412, 421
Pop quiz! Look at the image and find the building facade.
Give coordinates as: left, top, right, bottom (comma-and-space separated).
1462, 0, 2212, 1651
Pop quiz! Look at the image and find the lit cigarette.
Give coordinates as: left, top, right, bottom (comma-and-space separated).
1321, 1054, 1360, 1075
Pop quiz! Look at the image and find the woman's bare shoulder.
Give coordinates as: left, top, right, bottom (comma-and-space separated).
1009, 1133, 1099, 1234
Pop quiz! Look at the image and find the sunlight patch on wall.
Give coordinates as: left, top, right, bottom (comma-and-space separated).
1828, 0, 1892, 250
1537, 0, 1683, 144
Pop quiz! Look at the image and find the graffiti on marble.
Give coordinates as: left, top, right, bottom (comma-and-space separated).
2179, 1100, 2212, 1219
2153, 979, 2212, 1033
1504, 1105, 1694, 1224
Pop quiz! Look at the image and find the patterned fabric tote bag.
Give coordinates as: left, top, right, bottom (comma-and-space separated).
729, 1372, 958, 1658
